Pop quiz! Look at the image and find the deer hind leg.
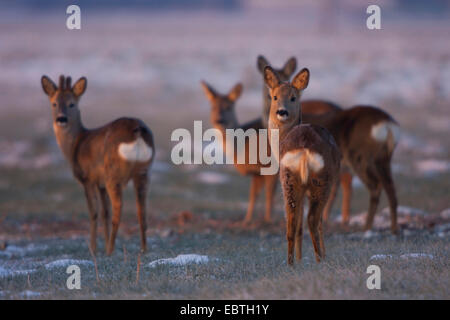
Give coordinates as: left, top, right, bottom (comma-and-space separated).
263, 174, 278, 223
360, 166, 382, 232
133, 172, 149, 253
106, 182, 123, 256
294, 190, 305, 261
340, 171, 353, 226
322, 177, 338, 224
83, 184, 99, 254
98, 187, 110, 246
376, 160, 398, 234
243, 175, 264, 224
307, 186, 330, 262
280, 168, 301, 265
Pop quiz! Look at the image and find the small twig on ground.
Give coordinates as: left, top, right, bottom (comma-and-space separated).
136, 253, 141, 285
87, 240, 100, 284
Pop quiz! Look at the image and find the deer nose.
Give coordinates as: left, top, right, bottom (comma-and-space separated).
276, 109, 289, 117
56, 116, 68, 124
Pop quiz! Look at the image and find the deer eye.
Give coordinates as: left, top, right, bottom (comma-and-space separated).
69, 103, 75, 108
273, 96, 278, 101
290, 96, 296, 102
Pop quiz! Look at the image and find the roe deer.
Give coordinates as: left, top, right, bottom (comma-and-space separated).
257, 56, 355, 229
264, 66, 340, 264
303, 105, 400, 233
201, 81, 278, 224
41, 75, 154, 255
257, 56, 399, 233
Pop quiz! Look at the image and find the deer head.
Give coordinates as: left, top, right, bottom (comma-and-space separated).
201, 81, 242, 130
264, 66, 310, 132
41, 75, 87, 131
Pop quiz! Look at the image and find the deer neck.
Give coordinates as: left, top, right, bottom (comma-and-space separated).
53, 115, 85, 165
268, 117, 297, 145
262, 86, 270, 128
213, 117, 242, 163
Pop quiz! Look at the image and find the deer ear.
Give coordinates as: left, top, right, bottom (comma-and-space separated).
264, 66, 280, 89
257, 55, 270, 73
41, 75, 57, 96
72, 77, 87, 97
200, 81, 218, 101
228, 83, 243, 102
292, 68, 310, 91
282, 57, 297, 77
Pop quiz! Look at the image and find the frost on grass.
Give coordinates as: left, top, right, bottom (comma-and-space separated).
0, 266, 37, 278
19, 290, 42, 298
0, 244, 48, 258
44, 259, 93, 270
400, 253, 434, 260
370, 254, 394, 260
370, 253, 434, 261
147, 254, 209, 268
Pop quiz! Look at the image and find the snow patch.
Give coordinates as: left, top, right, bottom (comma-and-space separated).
148, 254, 209, 268
44, 259, 93, 269
370, 254, 394, 260
0, 266, 37, 278
400, 253, 434, 260
0, 244, 48, 258
19, 290, 42, 298
370, 253, 434, 261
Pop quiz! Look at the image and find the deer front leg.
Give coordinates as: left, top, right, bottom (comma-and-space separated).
83, 184, 99, 254
243, 175, 263, 224
98, 187, 110, 246
322, 178, 338, 224
133, 172, 148, 253
376, 161, 398, 234
106, 183, 123, 256
263, 174, 278, 223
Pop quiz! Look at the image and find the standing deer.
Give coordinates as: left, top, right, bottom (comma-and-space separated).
264, 66, 340, 264
257, 56, 399, 233
201, 81, 278, 224
41, 75, 154, 255
303, 106, 400, 234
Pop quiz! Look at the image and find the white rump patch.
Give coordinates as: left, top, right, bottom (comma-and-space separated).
308, 151, 325, 172
281, 151, 303, 172
371, 121, 401, 144
280, 150, 324, 173
118, 137, 153, 162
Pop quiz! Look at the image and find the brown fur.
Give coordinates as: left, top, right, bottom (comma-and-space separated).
315, 105, 400, 233
264, 66, 341, 265
41, 75, 155, 255
201, 81, 278, 224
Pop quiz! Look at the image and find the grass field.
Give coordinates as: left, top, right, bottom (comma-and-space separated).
0, 8, 449, 299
